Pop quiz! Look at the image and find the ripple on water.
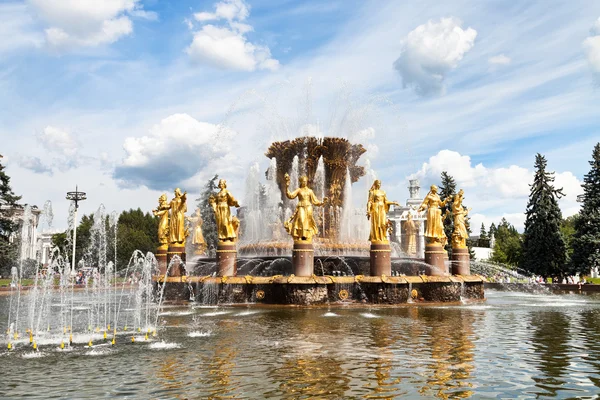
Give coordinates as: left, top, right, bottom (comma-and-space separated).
323, 312, 339, 317
22, 351, 44, 359
202, 311, 231, 317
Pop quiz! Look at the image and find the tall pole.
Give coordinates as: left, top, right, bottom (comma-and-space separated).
66, 186, 87, 272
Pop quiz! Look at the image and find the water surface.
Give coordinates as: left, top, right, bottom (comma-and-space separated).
2, 290, 600, 399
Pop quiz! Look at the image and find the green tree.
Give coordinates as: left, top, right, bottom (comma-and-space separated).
478, 223, 489, 247
197, 175, 219, 251
116, 208, 158, 270
490, 218, 522, 266
489, 222, 497, 238
560, 214, 579, 266
520, 153, 566, 278
571, 143, 600, 274
439, 171, 457, 255
0, 157, 22, 276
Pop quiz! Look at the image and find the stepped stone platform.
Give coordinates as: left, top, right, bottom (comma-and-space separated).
154, 274, 486, 305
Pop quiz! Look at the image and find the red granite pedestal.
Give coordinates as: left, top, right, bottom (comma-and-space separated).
217, 242, 237, 276
156, 246, 168, 276
451, 247, 470, 275
425, 243, 447, 276
292, 242, 314, 277
370, 242, 391, 276
167, 244, 186, 276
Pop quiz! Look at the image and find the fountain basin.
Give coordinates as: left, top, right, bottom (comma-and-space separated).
154, 274, 485, 305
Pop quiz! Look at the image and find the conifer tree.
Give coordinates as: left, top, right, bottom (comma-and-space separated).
490, 218, 522, 266
571, 143, 600, 273
489, 222, 497, 238
197, 175, 219, 252
0, 157, 22, 276
520, 154, 566, 277
439, 171, 456, 255
478, 223, 489, 247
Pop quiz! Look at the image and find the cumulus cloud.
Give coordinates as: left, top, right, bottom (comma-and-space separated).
583, 17, 600, 76
393, 17, 477, 96
0, 3, 43, 53
27, 0, 152, 50
17, 156, 53, 175
38, 126, 79, 157
488, 54, 511, 66
410, 150, 582, 230
113, 113, 237, 190
186, 0, 279, 72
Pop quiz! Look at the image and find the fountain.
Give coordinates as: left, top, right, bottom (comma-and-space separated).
157, 136, 485, 305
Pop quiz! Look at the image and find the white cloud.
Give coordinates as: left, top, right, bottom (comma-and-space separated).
37, 126, 79, 157
17, 156, 53, 175
393, 17, 477, 96
488, 54, 511, 65
113, 113, 237, 190
410, 150, 583, 230
0, 3, 43, 53
27, 0, 152, 50
583, 18, 600, 75
193, 0, 249, 22
187, 0, 279, 72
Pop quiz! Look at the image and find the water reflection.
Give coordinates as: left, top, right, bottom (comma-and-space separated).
364, 319, 405, 398
529, 311, 571, 397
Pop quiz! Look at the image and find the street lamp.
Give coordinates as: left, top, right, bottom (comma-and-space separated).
66, 186, 86, 272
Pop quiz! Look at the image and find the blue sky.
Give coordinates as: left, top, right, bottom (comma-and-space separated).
1, 0, 599, 232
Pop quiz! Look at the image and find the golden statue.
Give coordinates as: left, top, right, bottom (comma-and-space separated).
153, 194, 170, 249
284, 174, 327, 242
451, 189, 471, 248
417, 185, 449, 245
366, 180, 399, 243
210, 179, 240, 242
187, 208, 207, 254
403, 213, 418, 256
168, 188, 187, 245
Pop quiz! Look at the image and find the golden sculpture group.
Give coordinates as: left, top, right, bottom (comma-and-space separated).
152, 175, 469, 274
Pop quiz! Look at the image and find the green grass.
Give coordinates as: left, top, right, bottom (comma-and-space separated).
585, 277, 600, 284
0, 278, 34, 287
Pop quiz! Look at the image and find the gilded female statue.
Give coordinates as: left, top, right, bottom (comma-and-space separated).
209, 179, 240, 242
403, 212, 418, 255
284, 174, 327, 242
366, 180, 399, 243
169, 188, 187, 244
153, 194, 170, 247
451, 189, 471, 248
417, 185, 449, 244
187, 208, 207, 252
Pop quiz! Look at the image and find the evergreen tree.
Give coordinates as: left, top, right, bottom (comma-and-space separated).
560, 214, 579, 267
490, 218, 522, 266
0, 157, 22, 276
197, 175, 219, 252
438, 171, 457, 255
520, 153, 566, 278
489, 222, 497, 238
478, 223, 489, 247
571, 143, 600, 274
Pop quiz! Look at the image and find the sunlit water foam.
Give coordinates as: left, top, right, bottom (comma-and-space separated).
22, 351, 44, 359
87, 348, 112, 356
202, 311, 231, 317
149, 341, 180, 350
235, 310, 260, 316
188, 331, 211, 338
360, 313, 379, 318
159, 311, 194, 316
323, 312, 339, 317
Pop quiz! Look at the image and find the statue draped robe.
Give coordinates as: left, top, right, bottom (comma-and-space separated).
367, 189, 393, 243
169, 194, 187, 244
285, 187, 323, 241
213, 190, 239, 241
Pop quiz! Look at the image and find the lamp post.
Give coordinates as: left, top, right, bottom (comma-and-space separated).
66, 186, 86, 273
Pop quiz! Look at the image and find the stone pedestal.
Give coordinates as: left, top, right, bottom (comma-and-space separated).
425, 243, 447, 276
156, 246, 168, 276
451, 247, 470, 275
216, 242, 237, 276
292, 242, 314, 276
370, 242, 391, 276
167, 244, 186, 277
